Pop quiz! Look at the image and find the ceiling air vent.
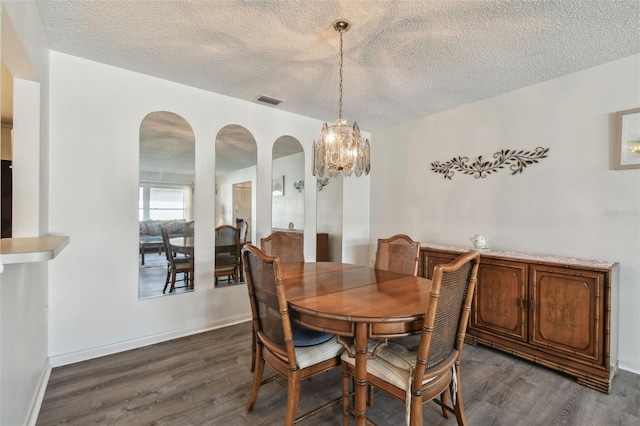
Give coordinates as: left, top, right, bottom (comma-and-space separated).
254, 95, 284, 106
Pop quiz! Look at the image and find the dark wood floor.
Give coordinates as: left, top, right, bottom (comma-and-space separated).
37, 321, 640, 425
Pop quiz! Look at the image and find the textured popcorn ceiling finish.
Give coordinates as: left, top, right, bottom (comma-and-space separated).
36, 0, 640, 132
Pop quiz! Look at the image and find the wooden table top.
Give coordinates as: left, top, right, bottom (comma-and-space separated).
281, 262, 433, 323
169, 236, 194, 249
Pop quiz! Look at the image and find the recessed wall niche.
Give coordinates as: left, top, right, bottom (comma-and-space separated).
138, 111, 195, 299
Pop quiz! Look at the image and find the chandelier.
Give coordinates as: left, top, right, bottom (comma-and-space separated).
312, 20, 370, 178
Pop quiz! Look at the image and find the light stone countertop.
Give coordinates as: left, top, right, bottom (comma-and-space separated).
421, 242, 618, 270
1, 236, 70, 265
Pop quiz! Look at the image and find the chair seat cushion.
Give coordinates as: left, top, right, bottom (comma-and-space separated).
295, 336, 345, 369
341, 341, 442, 390
174, 262, 191, 272
291, 321, 334, 347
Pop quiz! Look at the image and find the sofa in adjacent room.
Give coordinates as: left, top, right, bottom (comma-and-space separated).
139, 219, 186, 265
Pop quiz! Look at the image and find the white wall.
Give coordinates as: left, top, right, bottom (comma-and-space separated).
272, 152, 305, 231
216, 165, 256, 241
46, 51, 371, 365
370, 54, 640, 374
0, 2, 51, 425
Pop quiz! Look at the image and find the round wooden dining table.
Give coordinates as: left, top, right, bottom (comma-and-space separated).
280, 262, 433, 426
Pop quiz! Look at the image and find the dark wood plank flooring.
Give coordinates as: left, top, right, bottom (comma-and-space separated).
37, 322, 640, 425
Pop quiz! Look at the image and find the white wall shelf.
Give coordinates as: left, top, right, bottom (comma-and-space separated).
1, 237, 69, 265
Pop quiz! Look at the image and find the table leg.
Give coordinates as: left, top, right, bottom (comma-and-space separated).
353, 322, 368, 426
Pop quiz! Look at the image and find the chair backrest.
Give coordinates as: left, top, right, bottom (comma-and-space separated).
160, 227, 176, 266
414, 251, 479, 378
215, 225, 240, 257
242, 244, 297, 367
374, 234, 420, 276
184, 221, 194, 237
237, 220, 249, 244
260, 231, 304, 264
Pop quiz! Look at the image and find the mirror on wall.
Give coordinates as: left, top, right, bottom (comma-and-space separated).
215, 124, 257, 287
317, 175, 343, 262
271, 136, 304, 235
138, 111, 195, 299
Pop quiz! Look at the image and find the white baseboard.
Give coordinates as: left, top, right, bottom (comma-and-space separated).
27, 358, 52, 426
619, 361, 640, 376
49, 315, 251, 368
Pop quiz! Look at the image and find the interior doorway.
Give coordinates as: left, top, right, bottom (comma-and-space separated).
233, 181, 252, 243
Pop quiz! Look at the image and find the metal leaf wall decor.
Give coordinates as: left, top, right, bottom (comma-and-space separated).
291, 178, 330, 192
316, 178, 329, 191
431, 147, 549, 180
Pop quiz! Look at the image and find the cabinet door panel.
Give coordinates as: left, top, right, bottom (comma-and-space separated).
471, 261, 527, 342
530, 267, 603, 364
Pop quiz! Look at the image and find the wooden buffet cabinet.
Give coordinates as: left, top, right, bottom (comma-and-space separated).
420, 243, 619, 393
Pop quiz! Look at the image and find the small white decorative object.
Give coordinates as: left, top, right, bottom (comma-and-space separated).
471, 234, 489, 250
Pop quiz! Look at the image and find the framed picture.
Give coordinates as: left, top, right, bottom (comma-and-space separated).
613, 107, 640, 169
272, 176, 284, 196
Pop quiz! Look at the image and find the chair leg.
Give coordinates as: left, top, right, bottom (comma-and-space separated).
246, 344, 265, 411
250, 329, 256, 373
285, 373, 301, 426
452, 365, 468, 426
440, 390, 450, 418
409, 394, 423, 426
341, 363, 351, 426
169, 270, 177, 293
162, 267, 171, 293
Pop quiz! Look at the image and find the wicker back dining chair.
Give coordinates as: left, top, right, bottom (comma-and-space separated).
160, 227, 192, 293
342, 250, 480, 426
260, 231, 304, 264
242, 244, 344, 425
374, 234, 420, 276
215, 225, 240, 284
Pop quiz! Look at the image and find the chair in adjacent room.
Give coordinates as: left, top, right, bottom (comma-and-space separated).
242, 244, 344, 425
341, 250, 480, 426
215, 225, 240, 285
237, 219, 249, 244
374, 234, 421, 276
236, 219, 249, 282
184, 220, 195, 237
160, 227, 192, 293
260, 231, 304, 264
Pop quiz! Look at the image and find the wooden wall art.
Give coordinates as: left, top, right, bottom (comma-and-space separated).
431, 147, 549, 179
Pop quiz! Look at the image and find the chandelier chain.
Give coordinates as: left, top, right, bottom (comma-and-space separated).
312, 19, 370, 178
338, 30, 343, 120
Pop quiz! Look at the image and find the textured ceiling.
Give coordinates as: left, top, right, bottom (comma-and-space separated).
36, 0, 640, 133
35, 1, 640, 176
